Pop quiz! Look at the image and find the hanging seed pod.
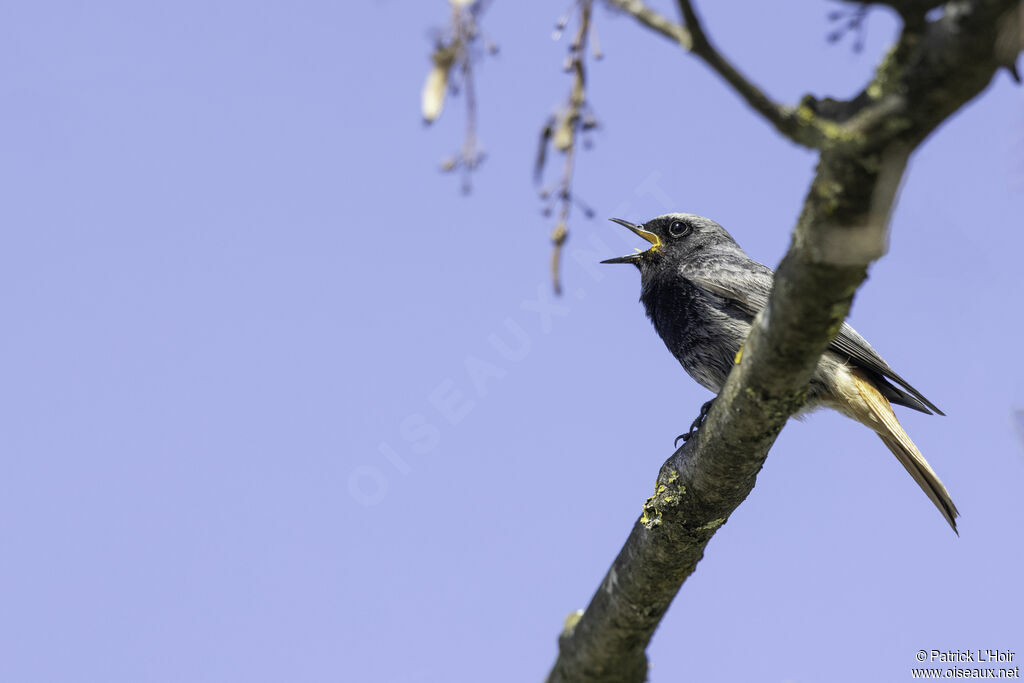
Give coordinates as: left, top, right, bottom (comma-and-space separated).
421, 65, 448, 123
422, 46, 458, 123
553, 112, 574, 151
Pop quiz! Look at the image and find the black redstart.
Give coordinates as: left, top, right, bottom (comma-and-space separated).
603, 212, 958, 532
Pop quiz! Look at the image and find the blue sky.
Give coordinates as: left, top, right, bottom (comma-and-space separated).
1, 1, 1022, 681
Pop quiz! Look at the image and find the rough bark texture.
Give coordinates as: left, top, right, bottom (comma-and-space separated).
548, 1, 1020, 681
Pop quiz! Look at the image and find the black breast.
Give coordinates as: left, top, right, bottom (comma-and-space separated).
640, 273, 752, 393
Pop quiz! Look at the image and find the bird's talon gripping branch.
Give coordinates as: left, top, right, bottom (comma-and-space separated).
674, 399, 715, 448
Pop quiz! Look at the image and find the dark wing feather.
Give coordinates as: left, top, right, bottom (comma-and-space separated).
679, 258, 943, 416
829, 323, 943, 415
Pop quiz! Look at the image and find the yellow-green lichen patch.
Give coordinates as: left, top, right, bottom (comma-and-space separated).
561, 609, 584, 637
815, 179, 845, 215
641, 486, 667, 528
698, 518, 726, 532
640, 505, 662, 529
867, 44, 901, 99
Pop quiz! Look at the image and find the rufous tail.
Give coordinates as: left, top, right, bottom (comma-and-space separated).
850, 369, 959, 533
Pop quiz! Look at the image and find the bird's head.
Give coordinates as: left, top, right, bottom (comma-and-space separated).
601, 213, 738, 275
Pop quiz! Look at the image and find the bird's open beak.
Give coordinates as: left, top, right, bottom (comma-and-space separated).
601, 218, 662, 264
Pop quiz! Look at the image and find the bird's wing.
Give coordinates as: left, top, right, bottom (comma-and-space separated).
829, 322, 943, 415
680, 258, 772, 316
680, 258, 943, 416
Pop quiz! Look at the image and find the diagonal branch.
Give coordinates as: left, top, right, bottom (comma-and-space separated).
675, 0, 829, 148
607, 0, 831, 148
548, 1, 1020, 681
605, 0, 692, 46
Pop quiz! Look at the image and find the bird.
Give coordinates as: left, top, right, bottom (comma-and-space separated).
602, 212, 959, 532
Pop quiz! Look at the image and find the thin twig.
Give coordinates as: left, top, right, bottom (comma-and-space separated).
607, 0, 831, 148
605, 0, 691, 46
459, 46, 480, 193
543, 0, 597, 295
424, 1, 491, 190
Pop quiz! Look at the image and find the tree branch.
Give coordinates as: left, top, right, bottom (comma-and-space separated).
605, 0, 692, 47
676, 0, 832, 148
548, 1, 1020, 681
607, 0, 831, 148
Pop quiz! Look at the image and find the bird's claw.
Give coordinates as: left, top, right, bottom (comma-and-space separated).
674, 399, 715, 449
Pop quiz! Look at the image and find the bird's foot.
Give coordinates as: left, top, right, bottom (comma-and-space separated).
674, 399, 715, 448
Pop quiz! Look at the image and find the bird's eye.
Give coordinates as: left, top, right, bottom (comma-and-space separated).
668, 220, 690, 237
